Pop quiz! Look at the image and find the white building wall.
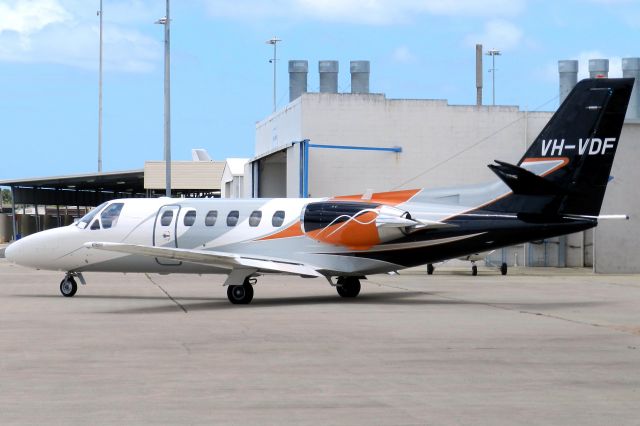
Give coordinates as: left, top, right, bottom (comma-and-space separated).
298, 93, 550, 196
594, 122, 640, 273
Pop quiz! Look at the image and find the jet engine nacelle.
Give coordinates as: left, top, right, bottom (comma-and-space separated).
301, 201, 415, 249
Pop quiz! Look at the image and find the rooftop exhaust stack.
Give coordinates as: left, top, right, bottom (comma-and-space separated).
476, 44, 483, 106
288, 60, 308, 102
319, 60, 339, 93
622, 57, 640, 120
350, 60, 370, 94
589, 59, 609, 78
558, 60, 578, 103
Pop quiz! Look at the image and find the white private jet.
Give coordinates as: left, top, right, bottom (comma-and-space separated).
5, 78, 633, 304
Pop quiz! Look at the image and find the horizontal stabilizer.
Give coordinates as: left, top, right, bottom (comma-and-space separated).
488, 160, 570, 196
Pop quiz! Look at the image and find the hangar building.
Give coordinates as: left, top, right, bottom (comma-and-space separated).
246, 58, 640, 273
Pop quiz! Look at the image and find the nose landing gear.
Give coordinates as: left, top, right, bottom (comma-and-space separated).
59, 272, 85, 297
60, 275, 78, 297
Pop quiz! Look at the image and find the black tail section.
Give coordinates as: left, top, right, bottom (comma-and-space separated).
488, 78, 634, 217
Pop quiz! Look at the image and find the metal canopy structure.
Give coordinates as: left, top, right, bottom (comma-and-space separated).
0, 169, 146, 206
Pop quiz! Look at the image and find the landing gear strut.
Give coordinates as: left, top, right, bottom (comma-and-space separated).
60, 275, 77, 297
427, 263, 435, 275
336, 276, 361, 298
500, 262, 508, 276
227, 278, 254, 304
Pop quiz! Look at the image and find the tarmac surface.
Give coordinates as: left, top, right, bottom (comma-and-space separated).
1, 252, 639, 425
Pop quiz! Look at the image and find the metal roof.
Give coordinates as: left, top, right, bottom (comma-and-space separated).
0, 169, 145, 192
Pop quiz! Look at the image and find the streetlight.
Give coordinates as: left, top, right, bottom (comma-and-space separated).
155, 1, 171, 197
266, 37, 281, 113
97, 0, 103, 173
486, 48, 501, 106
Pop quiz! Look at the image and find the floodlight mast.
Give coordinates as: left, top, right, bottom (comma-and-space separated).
486, 48, 501, 106
155, 1, 171, 197
266, 37, 282, 113
98, 0, 103, 173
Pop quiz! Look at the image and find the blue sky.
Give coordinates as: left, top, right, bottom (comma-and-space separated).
1, 0, 639, 179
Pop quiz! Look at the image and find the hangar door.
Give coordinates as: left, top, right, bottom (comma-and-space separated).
256, 150, 287, 198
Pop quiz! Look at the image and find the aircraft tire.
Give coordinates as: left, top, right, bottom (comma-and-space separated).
336, 277, 361, 298
427, 264, 434, 275
501, 263, 508, 276
471, 265, 478, 276
227, 283, 254, 304
60, 276, 77, 297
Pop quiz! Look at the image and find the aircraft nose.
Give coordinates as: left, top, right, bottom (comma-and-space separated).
4, 240, 21, 263
4, 227, 74, 269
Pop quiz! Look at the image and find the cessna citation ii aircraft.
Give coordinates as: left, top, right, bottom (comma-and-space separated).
5, 78, 634, 304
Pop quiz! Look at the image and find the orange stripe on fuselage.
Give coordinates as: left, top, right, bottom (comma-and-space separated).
257, 220, 304, 241
332, 189, 420, 206
304, 211, 380, 250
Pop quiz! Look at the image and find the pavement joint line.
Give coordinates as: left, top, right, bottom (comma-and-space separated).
144, 273, 188, 313
370, 279, 640, 337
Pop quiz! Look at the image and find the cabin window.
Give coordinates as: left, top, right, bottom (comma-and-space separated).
205, 210, 218, 226
183, 210, 197, 227
160, 210, 174, 226
249, 211, 262, 227
90, 219, 101, 230
272, 210, 285, 227
100, 203, 124, 229
226, 210, 239, 227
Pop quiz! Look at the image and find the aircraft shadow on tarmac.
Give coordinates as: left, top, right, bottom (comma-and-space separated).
15, 291, 608, 315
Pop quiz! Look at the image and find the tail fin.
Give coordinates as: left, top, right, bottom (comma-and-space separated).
489, 78, 634, 217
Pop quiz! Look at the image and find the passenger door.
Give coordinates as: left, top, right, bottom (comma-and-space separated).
153, 205, 182, 266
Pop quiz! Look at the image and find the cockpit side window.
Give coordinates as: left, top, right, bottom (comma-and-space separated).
77, 202, 108, 229
100, 203, 124, 229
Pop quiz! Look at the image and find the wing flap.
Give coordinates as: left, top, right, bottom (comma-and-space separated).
85, 242, 323, 277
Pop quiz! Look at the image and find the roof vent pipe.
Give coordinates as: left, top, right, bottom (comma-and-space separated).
288, 60, 308, 102
622, 57, 640, 120
558, 60, 578, 103
589, 59, 609, 78
319, 60, 339, 93
350, 60, 370, 94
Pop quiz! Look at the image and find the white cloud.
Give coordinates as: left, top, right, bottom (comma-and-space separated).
392, 45, 417, 64
0, 0, 161, 72
465, 19, 523, 51
0, 0, 70, 35
203, 0, 526, 24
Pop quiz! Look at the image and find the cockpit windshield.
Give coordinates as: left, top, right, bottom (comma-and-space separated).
77, 202, 108, 229
76, 202, 125, 230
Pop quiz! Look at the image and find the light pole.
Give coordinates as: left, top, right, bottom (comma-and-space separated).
266, 37, 281, 113
97, 0, 103, 172
486, 48, 501, 106
155, 1, 171, 197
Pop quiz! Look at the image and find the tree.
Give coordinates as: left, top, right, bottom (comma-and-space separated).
1, 189, 12, 206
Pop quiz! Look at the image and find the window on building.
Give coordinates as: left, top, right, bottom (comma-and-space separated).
160, 210, 174, 226
272, 210, 285, 227
184, 210, 197, 226
249, 210, 262, 227
227, 210, 239, 227
205, 210, 218, 226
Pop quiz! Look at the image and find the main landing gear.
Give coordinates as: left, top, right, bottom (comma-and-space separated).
336, 276, 361, 298
227, 278, 255, 305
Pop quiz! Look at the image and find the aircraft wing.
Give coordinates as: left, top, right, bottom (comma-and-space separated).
85, 242, 324, 277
